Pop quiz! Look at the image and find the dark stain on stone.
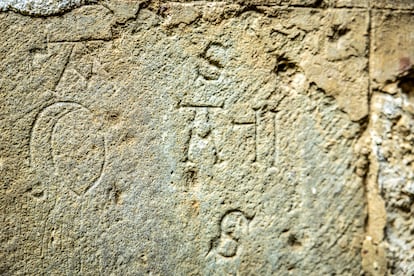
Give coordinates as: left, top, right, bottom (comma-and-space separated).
397, 61, 414, 96
399, 57, 411, 73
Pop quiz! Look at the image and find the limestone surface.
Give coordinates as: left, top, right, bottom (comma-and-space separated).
0, 1, 413, 275
0, 0, 87, 15
361, 10, 414, 276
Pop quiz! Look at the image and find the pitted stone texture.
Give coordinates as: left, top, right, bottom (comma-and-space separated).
372, 0, 414, 10
0, 0, 87, 15
0, 1, 398, 275
334, 0, 367, 7
46, 5, 113, 42
160, 5, 369, 121
368, 92, 414, 275
365, 10, 414, 276
371, 11, 414, 90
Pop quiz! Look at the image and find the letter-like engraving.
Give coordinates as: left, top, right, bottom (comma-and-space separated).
220, 211, 249, 242
30, 101, 106, 196
184, 107, 217, 188
198, 42, 227, 82
205, 210, 252, 274
228, 103, 256, 164
209, 210, 249, 259
31, 103, 106, 274
181, 42, 228, 108
188, 108, 213, 162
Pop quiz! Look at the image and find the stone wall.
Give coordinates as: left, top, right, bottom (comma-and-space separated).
0, 0, 413, 275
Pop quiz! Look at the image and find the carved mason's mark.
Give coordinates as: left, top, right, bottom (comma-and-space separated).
198, 42, 227, 81
182, 106, 210, 163
177, 106, 219, 189
53, 44, 74, 91
177, 101, 282, 188
209, 210, 250, 259
30, 101, 106, 196
30, 102, 81, 168
220, 210, 249, 242
230, 104, 279, 166
32, 102, 106, 272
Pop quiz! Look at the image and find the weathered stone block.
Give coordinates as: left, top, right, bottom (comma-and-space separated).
371, 11, 414, 88
364, 10, 414, 275
0, 1, 412, 275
